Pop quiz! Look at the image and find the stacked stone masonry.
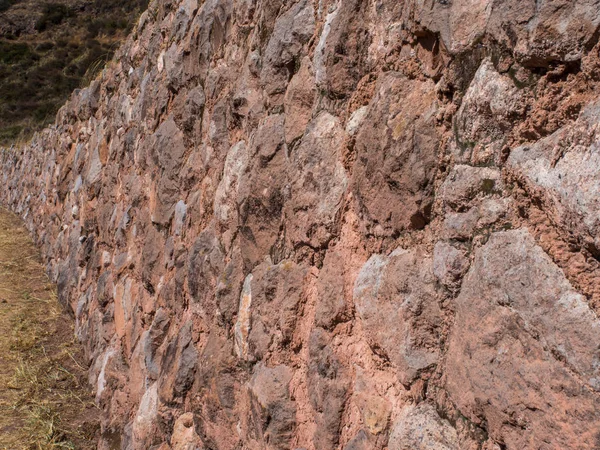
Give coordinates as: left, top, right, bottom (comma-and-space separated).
3, 0, 600, 448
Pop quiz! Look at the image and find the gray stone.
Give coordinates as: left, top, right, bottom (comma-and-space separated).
354, 247, 443, 386
248, 363, 296, 450
285, 112, 347, 248
508, 100, 600, 249
388, 403, 458, 450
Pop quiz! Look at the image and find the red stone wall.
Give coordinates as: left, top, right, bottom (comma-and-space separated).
3, 0, 600, 448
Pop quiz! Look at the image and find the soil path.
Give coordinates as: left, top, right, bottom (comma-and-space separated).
0, 208, 99, 449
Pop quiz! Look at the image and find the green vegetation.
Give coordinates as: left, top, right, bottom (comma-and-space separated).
0, 0, 19, 13
35, 3, 75, 31
0, 0, 148, 145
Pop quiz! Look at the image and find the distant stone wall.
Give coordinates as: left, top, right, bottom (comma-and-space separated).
3, 0, 600, 448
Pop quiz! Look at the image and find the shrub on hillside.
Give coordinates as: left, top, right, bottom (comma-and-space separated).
0, 0, 15, 13
34, 3, 74, 32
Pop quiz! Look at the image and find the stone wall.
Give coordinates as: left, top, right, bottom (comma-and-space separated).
3, 0, 600, 448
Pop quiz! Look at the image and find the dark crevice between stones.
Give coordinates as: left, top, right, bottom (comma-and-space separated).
435, 398, 489, 445
284, 55, 301, 82
586, 242, 600, 263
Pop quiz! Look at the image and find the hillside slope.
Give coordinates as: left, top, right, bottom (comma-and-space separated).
0, 0, 147, 143
3, 0, 600, 449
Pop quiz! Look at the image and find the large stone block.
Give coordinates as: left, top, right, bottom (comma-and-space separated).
446, 229, 600, 447
354, 246, 443, 386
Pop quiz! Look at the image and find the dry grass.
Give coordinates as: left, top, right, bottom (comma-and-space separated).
0, 208, 100, 449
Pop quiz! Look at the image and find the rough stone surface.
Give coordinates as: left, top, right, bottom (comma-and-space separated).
352, 74, 439, 236
508, 100, 600, 252
445, 229, 600, 448
388, 403, 459, 450
354, 248, 443, 386
3, 0, 600, 448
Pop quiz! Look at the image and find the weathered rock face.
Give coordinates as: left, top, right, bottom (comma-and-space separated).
446, 229, 600, 448
4, 0, 600, 449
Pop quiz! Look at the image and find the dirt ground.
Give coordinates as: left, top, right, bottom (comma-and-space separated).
0, 208, 99, 449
